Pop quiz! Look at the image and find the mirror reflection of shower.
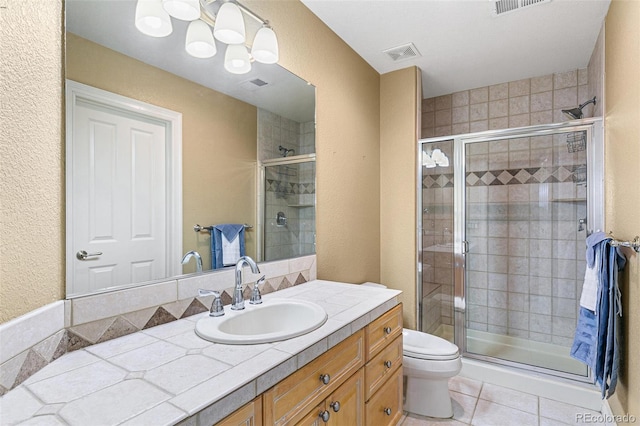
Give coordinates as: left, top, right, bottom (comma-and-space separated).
278, 145, 295, 157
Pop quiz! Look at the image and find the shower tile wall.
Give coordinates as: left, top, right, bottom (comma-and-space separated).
422, 135, 587, 347
421, 68, 592, 138
258, 109, 316, 261
464, 135, 587, 347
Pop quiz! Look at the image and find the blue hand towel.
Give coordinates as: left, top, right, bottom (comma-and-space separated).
210, 224, 246, 269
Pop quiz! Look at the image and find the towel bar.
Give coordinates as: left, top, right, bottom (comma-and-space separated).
194, 224, 253, 233
609, 234, 640, 253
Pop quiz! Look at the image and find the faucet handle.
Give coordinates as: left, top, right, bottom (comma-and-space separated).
198, 289, 225, 317
250, 276, 265, 305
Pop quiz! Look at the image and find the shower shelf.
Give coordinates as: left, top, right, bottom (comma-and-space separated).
288, 203, 315, 208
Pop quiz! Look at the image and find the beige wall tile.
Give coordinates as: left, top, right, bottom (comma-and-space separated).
553, 87, 578, 109
554, 70, 578, 89
509, 114, 531, 128
435, 109, 452, 126
531, 111, 553, 125
489, 117, 509, 130
470, 103, 489, 121
422, 98, 435, 113
578, 68, 588, 85
435, 125, 452, 137
489, 99, 508, 118
422, 111, 435, 128
509, 79, 531, 97
470, 120, 489, 132
470, 87, 489, 104
489, 83, 509, 101
531, 74, 553, 93
531, 91, 553, 112
435, 95, 452, 110
509, 96, 530, 115
452, 123, 470, 135
452, 106, 469, 124
452, 90, 470, 107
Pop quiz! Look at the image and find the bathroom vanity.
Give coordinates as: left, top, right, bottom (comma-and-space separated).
0, 281, 402, 426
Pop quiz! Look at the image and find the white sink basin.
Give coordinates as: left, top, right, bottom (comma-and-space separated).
195, 299, 328, 344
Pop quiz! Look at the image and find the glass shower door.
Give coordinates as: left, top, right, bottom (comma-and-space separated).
462, 129, 590, 377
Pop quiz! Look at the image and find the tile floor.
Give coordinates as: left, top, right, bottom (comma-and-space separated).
398, 376, 607, 426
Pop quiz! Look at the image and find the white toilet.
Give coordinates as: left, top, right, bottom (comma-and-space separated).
362, 283, 462, 419
403, 328, 461, 418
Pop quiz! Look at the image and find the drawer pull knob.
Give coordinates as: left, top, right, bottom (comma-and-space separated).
330, 401, 341, 412
383, 326, 392, 334
384, 408, 392, 416
384, 360, 392, 368
319, 374, 331, 385
319, 410, 330, 422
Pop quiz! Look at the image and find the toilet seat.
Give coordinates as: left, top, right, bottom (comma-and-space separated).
403, 328, 459, 361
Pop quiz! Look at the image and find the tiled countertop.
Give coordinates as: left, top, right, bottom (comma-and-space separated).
0, 280, 401, 426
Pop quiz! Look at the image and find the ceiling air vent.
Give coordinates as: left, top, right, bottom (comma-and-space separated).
492, 0, 551, 16
383, 43, 421, 63
239, 78, 269, 92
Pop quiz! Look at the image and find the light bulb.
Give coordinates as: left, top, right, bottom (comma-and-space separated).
214, 2, 246, 44
251, 26, 279, 64
224, 44, 251, 74
135, 0, 172, 37
162, 0, 200, 21
186, 20, 216, 58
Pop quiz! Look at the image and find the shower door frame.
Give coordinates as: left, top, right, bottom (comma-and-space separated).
417, 118, 604, 382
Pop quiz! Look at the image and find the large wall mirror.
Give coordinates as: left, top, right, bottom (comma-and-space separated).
65, 0, 316, 298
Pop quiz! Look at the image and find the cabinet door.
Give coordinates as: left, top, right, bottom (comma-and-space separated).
216, 396, 262, 426
295, 402, 326, 426
327, 369, 365, 426
365, 367, 403, 426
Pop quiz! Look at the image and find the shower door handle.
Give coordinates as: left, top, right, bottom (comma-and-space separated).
462, 240, 470, 254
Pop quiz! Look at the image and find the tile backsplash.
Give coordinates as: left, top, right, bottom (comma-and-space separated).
0, 255, 316, 396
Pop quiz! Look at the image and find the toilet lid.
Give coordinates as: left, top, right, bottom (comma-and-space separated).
403, 328, 459, 360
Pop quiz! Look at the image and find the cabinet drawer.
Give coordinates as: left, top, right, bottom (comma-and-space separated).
263, 330, 365, 426
364, 367, 403, 426
365, 304, 403, 361
364, 334, 402, 401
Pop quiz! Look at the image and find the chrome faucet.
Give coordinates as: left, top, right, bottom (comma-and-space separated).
181, 250, 203, 273
232, 256, 261, 310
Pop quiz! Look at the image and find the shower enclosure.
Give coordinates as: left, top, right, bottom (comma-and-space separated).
257, 108, 316, 262
418, 119, 603, 380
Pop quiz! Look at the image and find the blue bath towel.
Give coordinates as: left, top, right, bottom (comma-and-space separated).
210, 224, 245, 269
570, 237, 626, 398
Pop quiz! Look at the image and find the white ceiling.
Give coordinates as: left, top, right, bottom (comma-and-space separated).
301, 0, 611, 98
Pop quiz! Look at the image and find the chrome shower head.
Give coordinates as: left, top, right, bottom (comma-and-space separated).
562, 96, 597, 120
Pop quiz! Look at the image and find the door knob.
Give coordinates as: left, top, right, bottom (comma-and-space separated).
76, 250, 102, 260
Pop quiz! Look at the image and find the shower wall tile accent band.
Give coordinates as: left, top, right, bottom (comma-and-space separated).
422, 166, 584, 189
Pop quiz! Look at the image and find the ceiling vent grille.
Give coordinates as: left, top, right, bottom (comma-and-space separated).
492, 0, 551, 16
383, 43, 421, 63
239, 78, 269, 92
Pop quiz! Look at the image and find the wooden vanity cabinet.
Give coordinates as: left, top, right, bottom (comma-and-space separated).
216, 304, 403, 426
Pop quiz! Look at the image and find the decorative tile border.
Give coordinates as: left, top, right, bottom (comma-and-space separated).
266, 179, 315, 195
422, 165, 586, 189
0, 256, 316, 395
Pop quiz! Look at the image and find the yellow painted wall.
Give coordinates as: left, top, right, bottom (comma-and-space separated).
380, 67, 421, 328
604, 0, 640, 418
244, 0, 382, 284
1, 0, 65, 322
0, 0, 381, 323
66, 34, 257, 274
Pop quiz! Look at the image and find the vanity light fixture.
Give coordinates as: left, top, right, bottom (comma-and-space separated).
135, 0, 279, 74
